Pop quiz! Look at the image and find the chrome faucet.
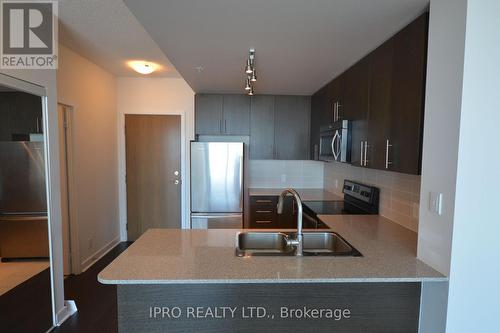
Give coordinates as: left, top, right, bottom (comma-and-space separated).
277, 188, 303, 256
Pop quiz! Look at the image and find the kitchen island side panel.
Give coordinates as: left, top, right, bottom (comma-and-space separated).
117, 282, 420, 333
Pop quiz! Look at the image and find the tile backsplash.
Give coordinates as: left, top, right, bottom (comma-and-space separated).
324, 162, 421, 232
248, 160, 324, 189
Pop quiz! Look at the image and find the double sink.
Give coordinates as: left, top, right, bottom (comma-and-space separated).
236, 231, 362, 257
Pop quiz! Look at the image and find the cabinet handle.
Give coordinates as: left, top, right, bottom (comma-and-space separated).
224, 119, 227, 133
36, 117, 40, 133
256, 200, 272, 203
255, 210, 272, 213
364, 141, 369, 166
385, 139, 393, 169
333, 102, 337, 122
337, 102, 342, 120
256, 220, 272, 224
360, 141, 364, 166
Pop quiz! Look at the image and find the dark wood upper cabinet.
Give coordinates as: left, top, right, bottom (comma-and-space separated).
342, 57, 370, 167
388, 13, 428, 175
310, 87, 328, 160
195, 94, 223, 135
222, 95, 250, 135
250, 95, 275, 159
309, 12, 428, 175
196, 94, 311, 160
195, 94, 250, 135
367, 39, 394, 170
274, 95, 311, 160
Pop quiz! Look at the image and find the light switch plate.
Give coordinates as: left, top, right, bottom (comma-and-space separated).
429, 192, 443, 215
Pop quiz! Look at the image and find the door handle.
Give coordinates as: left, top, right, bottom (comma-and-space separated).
385, 139, 393, 169
364, 141, 369, 167
360, 141, 364, 166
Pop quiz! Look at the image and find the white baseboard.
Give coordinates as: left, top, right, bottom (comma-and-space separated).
56, 300, 78, 326
81, 236, 120, 273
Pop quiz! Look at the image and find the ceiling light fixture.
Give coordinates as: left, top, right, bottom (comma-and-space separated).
128, 61, 158, 75
244, 49, 257, 95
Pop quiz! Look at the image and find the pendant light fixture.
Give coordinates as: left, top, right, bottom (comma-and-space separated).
244, 49, 257, 95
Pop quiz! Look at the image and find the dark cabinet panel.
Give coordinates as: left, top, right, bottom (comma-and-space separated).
310, 87, 327, 160
0, 92, 42, 141
195, 94, 222, 135
367, 40, 394, 170
223, 95, 250, 135
342, 58, 370, 167
388, 14, 428, 175
250, 95, 275, 159
274, 96, 311, 160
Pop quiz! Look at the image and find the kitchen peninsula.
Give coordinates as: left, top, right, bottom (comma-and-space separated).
99, 215, 446, 332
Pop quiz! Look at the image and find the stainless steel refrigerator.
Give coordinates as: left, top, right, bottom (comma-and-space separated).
190, 142, 243, 229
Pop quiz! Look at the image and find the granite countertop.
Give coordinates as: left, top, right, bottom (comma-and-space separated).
98, 215, 446, 285
248, 188, 343, 201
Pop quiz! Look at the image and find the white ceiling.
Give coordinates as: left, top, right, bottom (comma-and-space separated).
123, 0, 429, 95
58, 0, 180, 78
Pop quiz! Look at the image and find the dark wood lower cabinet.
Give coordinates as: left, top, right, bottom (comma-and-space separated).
249, 196, 295, 229
117, 283, 421, 333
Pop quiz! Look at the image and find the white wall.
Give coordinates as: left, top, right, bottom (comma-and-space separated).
417, 0, 467, 276
248, 160, 324, 188
446, 0, 500, 331
0, 69, 65, 324
57, 45, 120, 271
116, 77, 195, 237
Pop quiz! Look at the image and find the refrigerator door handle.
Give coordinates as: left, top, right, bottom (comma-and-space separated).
191, 214, 242, 219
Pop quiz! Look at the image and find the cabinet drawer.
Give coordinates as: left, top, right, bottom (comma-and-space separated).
249, 218, 279, 229
250, 196, 278, 206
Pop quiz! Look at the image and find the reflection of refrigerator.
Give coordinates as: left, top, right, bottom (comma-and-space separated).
0, 141, 49, 259
190, 142, 243, 229
0, 141, 47, 216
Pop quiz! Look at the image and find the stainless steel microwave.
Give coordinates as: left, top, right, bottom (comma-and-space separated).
319, 120, 351, 163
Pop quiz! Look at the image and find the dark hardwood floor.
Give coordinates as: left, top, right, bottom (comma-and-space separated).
52, 242, 131, 333
0, 267, 52, 333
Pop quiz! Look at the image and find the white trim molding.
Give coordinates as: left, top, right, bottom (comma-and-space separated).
80, 236, 120, 273
55, 300, 78, 326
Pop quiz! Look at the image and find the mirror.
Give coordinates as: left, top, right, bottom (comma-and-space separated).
0, 84, 53, 332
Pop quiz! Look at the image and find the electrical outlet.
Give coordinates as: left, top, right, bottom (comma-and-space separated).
334, 179, 339, 189
429, 192, 443, 215
280, 174, 286, 183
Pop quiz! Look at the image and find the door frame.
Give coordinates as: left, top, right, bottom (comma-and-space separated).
118, 111, 188, 241
0, 73, 58, 326
57, 103, 81, 275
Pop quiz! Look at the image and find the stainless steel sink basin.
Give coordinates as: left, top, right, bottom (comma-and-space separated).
236, 231, 362, 257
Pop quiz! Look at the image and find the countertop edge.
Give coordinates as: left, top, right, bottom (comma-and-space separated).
98, 276, 448, 285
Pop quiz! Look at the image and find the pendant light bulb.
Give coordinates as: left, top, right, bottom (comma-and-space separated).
248, 88, 254, 96
245, 59, 253, 74
250, 68, 257, 82
245, 78, 252, 91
